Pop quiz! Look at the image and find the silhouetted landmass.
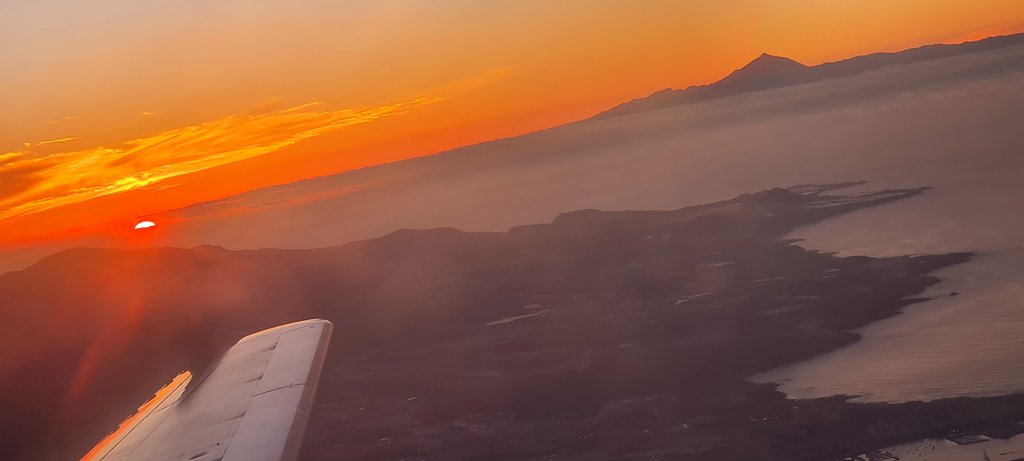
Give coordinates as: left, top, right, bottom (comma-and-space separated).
592, 33, 1024, 120
2, 184, 1023, 460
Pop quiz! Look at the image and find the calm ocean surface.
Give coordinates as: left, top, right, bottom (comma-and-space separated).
754, 148, 1024, 402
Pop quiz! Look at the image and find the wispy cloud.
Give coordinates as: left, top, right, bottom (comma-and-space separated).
0, 97, 440, 221
36, 136, 79, 146
45, 115, 78, 125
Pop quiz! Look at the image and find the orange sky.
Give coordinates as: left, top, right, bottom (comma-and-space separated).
2, 0, 1023, 249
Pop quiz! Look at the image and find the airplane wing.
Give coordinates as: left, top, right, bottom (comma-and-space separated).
82, 319, 333, 461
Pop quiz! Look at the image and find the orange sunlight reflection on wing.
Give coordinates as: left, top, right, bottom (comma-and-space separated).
79, 371, 191, 461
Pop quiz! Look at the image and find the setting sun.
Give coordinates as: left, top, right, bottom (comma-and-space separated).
133, 221, 156, 230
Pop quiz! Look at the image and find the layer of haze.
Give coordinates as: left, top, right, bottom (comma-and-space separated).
6, 37, 1024, 403
2, 1, 1024, 251
179, 43, 1024, 402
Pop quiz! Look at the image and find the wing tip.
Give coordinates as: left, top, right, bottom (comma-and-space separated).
238, 318, 332, 344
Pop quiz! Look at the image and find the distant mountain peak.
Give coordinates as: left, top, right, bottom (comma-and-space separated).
755, 52, 797, 61
723, 53, 807, 82
752, 53, 805, 66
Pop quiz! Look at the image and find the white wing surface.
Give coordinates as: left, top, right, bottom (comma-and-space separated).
82, 319, 333, 461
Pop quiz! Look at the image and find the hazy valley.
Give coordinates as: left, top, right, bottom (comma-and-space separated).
7, 184, 1024, 460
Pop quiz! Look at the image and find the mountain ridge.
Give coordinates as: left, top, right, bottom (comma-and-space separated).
590, 32, 1024, 120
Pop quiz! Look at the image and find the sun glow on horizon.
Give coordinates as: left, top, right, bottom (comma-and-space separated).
1, 1, 1022, 250
133, 221, 156, 230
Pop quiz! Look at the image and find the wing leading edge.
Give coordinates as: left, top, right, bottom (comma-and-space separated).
82, 319, 333, 461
